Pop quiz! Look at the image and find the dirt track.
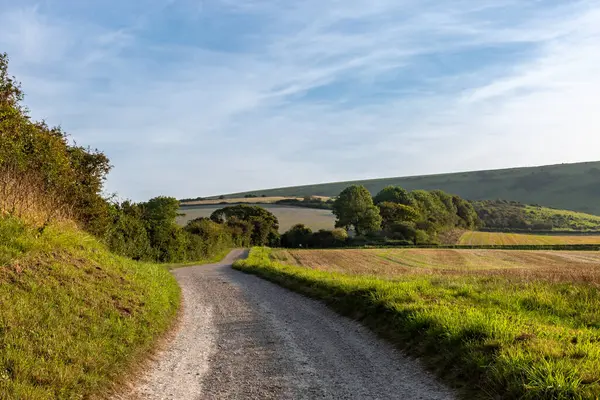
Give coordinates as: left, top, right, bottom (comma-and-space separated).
127, 250, 454, 399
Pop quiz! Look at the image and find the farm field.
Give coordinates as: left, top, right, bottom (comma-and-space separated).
272, 248, 600, 282
178, 204, 336, 232
460, 231, 600, 245
236, 247, 600, 398
180, 196, 330, 206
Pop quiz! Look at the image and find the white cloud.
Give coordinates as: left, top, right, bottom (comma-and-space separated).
1, 0, 599, 200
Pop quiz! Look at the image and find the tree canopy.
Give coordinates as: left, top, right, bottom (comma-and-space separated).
332, 185, 382, 235
373, 186, 415, 206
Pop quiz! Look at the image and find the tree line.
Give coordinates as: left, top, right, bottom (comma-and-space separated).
0, 53, 279, 263
281, 185, 480, 247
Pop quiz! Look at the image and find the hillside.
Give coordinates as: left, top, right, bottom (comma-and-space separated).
0, 217, 180, 399
473, 200, 600, 231
217, 161, 600, 215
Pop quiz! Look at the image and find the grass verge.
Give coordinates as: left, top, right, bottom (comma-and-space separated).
0, 216, 180, 399
234, 247, 600, 399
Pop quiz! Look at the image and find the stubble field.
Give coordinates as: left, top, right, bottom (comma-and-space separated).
459, 231, 600, 245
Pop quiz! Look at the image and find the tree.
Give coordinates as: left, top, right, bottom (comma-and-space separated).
332, 185, 382, 235
373, 186, 415, 206
453, 197, 480, 229
140, 197, 185, 262
210, 205, 279, 246
378, 202, 420, 231
281, 224, 313, 248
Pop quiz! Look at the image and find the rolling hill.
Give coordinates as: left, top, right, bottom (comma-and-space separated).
216, 161, 600, 215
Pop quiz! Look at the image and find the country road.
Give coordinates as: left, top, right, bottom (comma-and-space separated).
127, 250, 455, 400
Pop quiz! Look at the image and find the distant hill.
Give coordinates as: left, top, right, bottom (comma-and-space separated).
217, 161, 600, 215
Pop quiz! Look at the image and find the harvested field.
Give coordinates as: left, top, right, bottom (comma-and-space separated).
272, 248, 600, 284
178, 204, 335, 232
459, 231, 600, 245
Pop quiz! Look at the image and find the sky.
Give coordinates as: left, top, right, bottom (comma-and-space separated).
1, 0, 599, 200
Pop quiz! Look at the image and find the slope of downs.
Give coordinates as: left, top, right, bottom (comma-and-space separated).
218, 160, 600, 215
0, 217, 180, 399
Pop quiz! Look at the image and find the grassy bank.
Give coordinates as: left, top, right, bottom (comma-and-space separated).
234, 247, 600, 399
0, 217, 180, 399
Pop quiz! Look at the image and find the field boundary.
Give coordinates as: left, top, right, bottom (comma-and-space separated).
277, 243, 600, 251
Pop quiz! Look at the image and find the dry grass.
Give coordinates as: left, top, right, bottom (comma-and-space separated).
0, 170, 71, 227
181, 196, 330, 206
178, 204, 336, 232
460, 231, 600, 245
272, 248, 600, 285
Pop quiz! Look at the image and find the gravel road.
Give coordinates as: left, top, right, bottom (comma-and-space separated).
128, 250, 455, 400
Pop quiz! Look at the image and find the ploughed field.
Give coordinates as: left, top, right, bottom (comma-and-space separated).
178, 204, 335, 232
240, 247, 600, 398
459, 231, 600, 245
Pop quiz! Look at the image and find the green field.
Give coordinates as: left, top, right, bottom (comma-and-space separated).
235, 247, 600, 399
0, 217, 180, 399
216, 161, 600, 215
178, 204, 336, 232
460, 231, 600, 245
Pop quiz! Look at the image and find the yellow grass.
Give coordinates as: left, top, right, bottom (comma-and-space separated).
459, 231, 600, 245
272, 248, 600, 284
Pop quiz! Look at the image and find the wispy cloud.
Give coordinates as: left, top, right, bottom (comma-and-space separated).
1, 0, 599, 200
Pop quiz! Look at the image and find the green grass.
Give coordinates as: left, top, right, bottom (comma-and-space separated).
178, 204, 336, 232
217, 160, 600, 215
234, 247, 600, 399
0, 217, 180, 399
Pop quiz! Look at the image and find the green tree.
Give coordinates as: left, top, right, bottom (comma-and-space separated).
106, 201, 154, 260
141, 197, 185, 262
332, 185, 382, 235
210, 205, 279, 246
378, 201, 420, 231
282, 224, 313, 247
373, 186, 415, 206
453, 196, 480, 229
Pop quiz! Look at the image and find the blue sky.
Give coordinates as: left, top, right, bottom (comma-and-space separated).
1, 0, 599, 200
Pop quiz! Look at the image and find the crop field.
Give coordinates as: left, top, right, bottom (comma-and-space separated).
272, 248, 600, 283
460, 231, 600, 245
236, 247, 600, 398
177, 204, 336, 232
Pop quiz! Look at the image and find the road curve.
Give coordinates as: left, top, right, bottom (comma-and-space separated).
127, 250, 455, 399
